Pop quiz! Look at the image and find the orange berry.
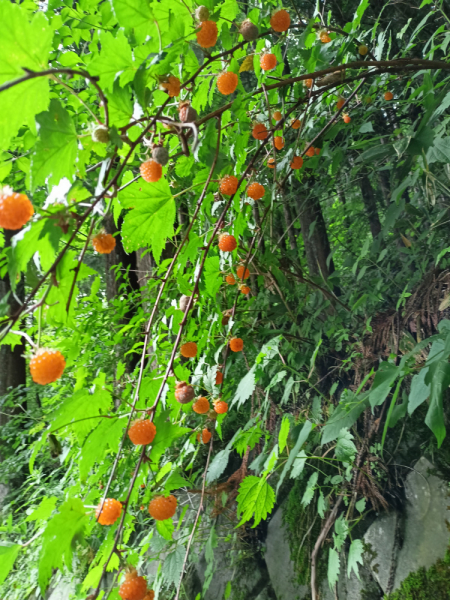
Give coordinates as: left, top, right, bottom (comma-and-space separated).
267, 157, 276, 168
252, 123, 268, 140
336, 97, 345, 110
220, 175, 239, 195
197, 428, 212, 443
229, 337, 244, 352
214, 400, 228, 414
193, 396, 210, 414
143, 593, 155, 600
260, 53, 277, 71
305, 146, 315, 157
140, 484, 145, 488
160, 75, 180, 97
175, 381, 195, 404
273, 110, 282, 121
92, 232, 116, 254
359, 44, 369, 56
196, 20, 218, 48
215, 370, 224, 385
384, 91, 393, 101
0, 188, 34, 230
270, 9, 290, 32
291, 118, 301, 129
315, 148, 321, 156
274, 136, 284, 150
149, 495, 177, 520
30, 349, 66, 385
320, 32, 331, 43
226, 274, 236, 285
119, 571, 147, 600
217, 71, 239, 95
247, 182, 265, 200
218, 233, 237, 252
140, 159, 162, 183
305, 78, 313, 89
290, 155, 303, 170
128, 420, 156, 445
140, 505, 145, 510
96, 498, 122, 525
239, 284, 250, 295
343, 113, 351, 123
180, 342, 198, 358
236, 265, 250, 280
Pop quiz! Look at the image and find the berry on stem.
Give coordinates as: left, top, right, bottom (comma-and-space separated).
270, 9, 290, 32
160, 75, 180, 97
305, 79, 313, 89
217, 71, 238, 95
96, 498, 122, 525
196, 20, 218, 48
291, 118, 301, 129
193, 397, 210, 414
315, 148, 321, 156
128, 419, 156, 445
179, 101, 198, 123
273, 110, 282, 121
195, 5, 209, 21
343, 113, 351, 124
359, 44, 369, 56
0, 188, 34, 230
218, 233, 237, 252
260, 53, 277, 71
336, 97, 345, 110
149, 495, 177, 520
226, 274, 236, 285
274, 136, 284, 150
239, 284, 250, 295
230, 337, 244, 352
320, 32, 331, 43
119, 570, 147, 600
267, 157, 276, 168
236, 265, 250, 280
291, 156, 303, 170
175, 381, 195, 404
247, 182, 265, 200
92, 125, 110, 143
92, 232, 116, 254
252, 123, 268, 140
197, 428, 211, 443
240, 18, 259, 41
305, 146, 315, 157
384, 91, 393, 101
30, 349, 66, 385
214, 400, 228, 414
215, 370, 224, 385
180, 342, 198, 358
140, 159, 162, 183
152, 145, 169, 166
143, 592, 155, 600
219, 175, 239, 195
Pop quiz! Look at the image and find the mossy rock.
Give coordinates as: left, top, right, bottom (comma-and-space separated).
385, 551, 450, 599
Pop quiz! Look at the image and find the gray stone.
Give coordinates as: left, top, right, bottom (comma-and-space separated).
320, 551, 382, 600
363, 511, 398, 592
46, 579, 76, 600
264, 506, 308, 600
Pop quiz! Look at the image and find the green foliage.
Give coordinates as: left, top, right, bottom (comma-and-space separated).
236, 475, 275, 527
385, 549, 450, 599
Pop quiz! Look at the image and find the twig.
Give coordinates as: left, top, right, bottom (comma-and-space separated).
66, 219, 96, 313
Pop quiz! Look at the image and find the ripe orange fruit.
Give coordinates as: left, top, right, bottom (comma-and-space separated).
217, 71, 239, 95
290, 156, 303, 170
336, 97, 345, 110
175, 381, 195, 404
180, 342, 198, 358
128, 420, 156, 445
143, 592, 155, 600
236, 265, 250, 280
305, 146, 315, 157
92, 232, 116, 254
0, 188, 34, 230
384, 91, 393, 101
260, 53, 277, 71
140, 159, 162, 183
359, 44, 369, 56
247, 182, 265, 200
320, 32, 331, 43
273, 110, 282, 121
196, 20, 218, 48
215, 370, 224, 385
270, 9, 290, 32
230, 337, 244, 352
193, 396, 210, 414
197, 428, 212, 443
220, 175, 239, 195
305, 78, 313, 89
291, 118, 301, 129
274, 136, 284, 150
214, 400, 228, 414
218, 233, 237, 252
149, 495, 177, 520
226, 274, 236, 285
96, 498, 122, 525
119, 570, 147, 600
267, 157, 276, 168
30, 349, 66, 385
239, 284, 250, 295
343, 113, 351, 123
315, 148, 321, 156
160, 75, 180, 97
252, 123, 268, 140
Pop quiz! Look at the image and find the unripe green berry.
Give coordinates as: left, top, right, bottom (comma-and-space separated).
92, 126, 110, 143
195, 5, 210, 21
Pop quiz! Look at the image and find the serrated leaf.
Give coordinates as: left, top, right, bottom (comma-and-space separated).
347, 539, 364, 579
239, 55, 255, 73
31, 100, 78, 190
89, 30, 135, 91
206, 448, 231, 484
203, 256, 222, 298
110, 0, 153, 30
301, 471, 318, 507
277, 421, 312, 493
317, 491, 327, 519
237, 475, 275, 527
278, 416, 290, 453
107, 81, 134, 127
80, 418, 124, 480
26, 497, 57, 523
335, 429, 357, 462
162, 545, 185, 586
156, 518, 174, 540
232, 366, 256, 408
119, 179, 175, 263
328, 548, 340, 590
290, 449, 307, 479
38, 498, 88, 592
0, 544, 21, 586
149, 410, 190, 467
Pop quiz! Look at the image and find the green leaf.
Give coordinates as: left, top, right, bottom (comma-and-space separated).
232, 366, 256, 408
120, 179, 176, 263
80, 417, 124, 480
335, 429, 357, 462
355, 498, 366, 513
369, 362, 399, 408
352, 0, 370, 31
162, 545, 185, 586
424, 359, 450, 447
237, 475, 275, 527
328, 548, 340, 590
89, 30, 135, 91
408, 368, 429, 414
38, 498, 88, 592
0, 2, 53, 148
108, 81, 134, 128
149, 409, 190, 467
317, 491, 327, 519
277, 421, 312, 493
290, 449, 307, 479
203, 256, 222, 298
31, 99, 78, 190
322, 390, 370, 445
0, 544, 21, 586
110, 0, 153, 30
347, 539, 364, 580
26, 497, 57, 523
156, 518, 174, 540
206, 448, 231, 484
278, 416, 290, 453
301, 471, 318, 507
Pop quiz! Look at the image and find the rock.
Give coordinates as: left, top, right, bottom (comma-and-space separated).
46, 579, 76, 600
364, 511, 398, 592
264, 506, 308, 600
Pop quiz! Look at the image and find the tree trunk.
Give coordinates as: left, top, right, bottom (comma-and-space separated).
360, 170, 382, 238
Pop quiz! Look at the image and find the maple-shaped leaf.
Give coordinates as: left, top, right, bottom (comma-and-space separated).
236, 475, 275, 527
